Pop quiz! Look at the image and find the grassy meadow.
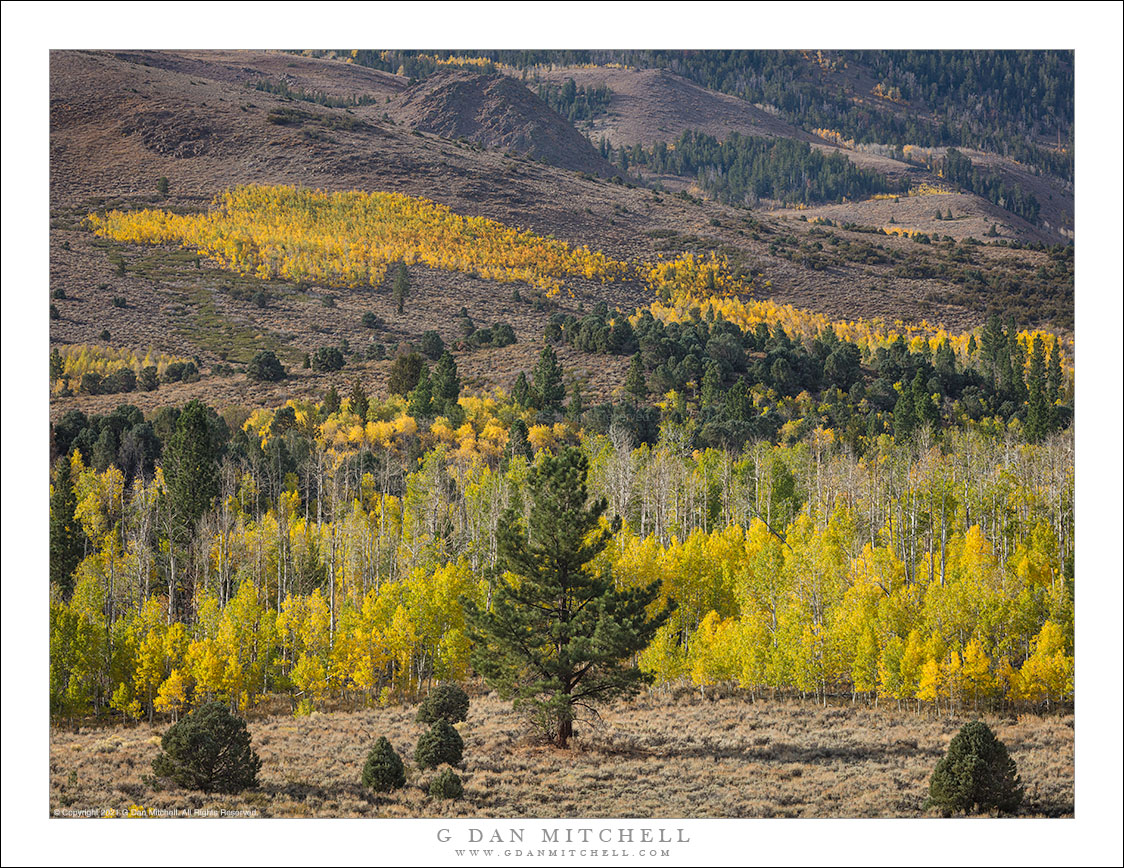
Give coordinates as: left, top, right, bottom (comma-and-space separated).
49, 688, 1073, 819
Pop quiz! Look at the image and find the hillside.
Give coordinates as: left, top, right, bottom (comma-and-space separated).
50, 49, 1074, 419
512, 59, 1073, 244
392, 70, 616, 177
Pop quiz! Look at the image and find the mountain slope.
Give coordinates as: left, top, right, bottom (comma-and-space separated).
392, 70, 616, 177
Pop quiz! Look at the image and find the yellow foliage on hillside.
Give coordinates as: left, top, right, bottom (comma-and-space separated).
51, 344, 191, 395
89, 185, 629, 297
644, 251, 757, 305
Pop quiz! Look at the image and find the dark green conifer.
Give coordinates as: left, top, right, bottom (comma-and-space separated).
163, 400, 222, 537
50, 456, 84, 598
361, 736, 406, 793
624, 354, 648, 405
511, 371, 531, 408
565, 381, 584, 424
1045, 339, 1063, 427
414, 719, 464, 769
322, 383, 341, 416
431, 351, 460, 417
408, 364, 434, 418
348, 378, 368, 420
152, 702, 261, 794
927, 720, 1024, 815
532, 344, 565, 417
699, 359, 721, 408
465, 447, 673, 748
911, 370, 939, 430
392, 261, 410, 315
1025, 334, 1049, 443
894, 385, 916, 439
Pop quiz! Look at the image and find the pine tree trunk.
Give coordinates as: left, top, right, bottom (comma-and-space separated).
557, 716, 573, 749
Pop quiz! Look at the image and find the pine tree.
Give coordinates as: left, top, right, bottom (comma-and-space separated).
911, 371, 939, 430
893, 385, 916, 439
504, 419, 532, 464
979, 316, 1005, 383
415, 719, 464, 769
565, 381, 584, 425
247, 349, 285, 382
152, 701, 261, 793
408, 364, 434, 418
392, 261, 409, 315
50, 347, 64, 384
428, 767, 464, 799
465, 447, 673, 748
431, 351, 460, 417
50, 456, 85, 599
348, 378, 368, 420
531, 344, 565, 417
1045, 338, 1062, 430
927, 720, 1023, 815
322, 383, 341, 416
1006, 325, 1028, 405
416, 683, 470, 725
1025, 335, 1049, 443
699, 359, 721, 408
387, 352, 424, 396
933, 339, 957, 380
163, 400, 222, 538
361, 736, 406, 793
511, 371, 531, 408
624, 354, 648, 405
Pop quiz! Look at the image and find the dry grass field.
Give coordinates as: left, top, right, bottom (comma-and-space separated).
49, 688, 1073, 819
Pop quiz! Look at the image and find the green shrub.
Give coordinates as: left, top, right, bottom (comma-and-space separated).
138, 366, 159, 392
151, 702, 261, 794
79, 372, 103, 395
416, 683, 470, 726
247, 349, 285, 382
106, 367, 136, 393
311, 346, 345, 373
419, 330, 445, 360
414, 719, 463, 770
428, 767, 464, 800
361, 736, 406, 793
927, 720, 1024, 815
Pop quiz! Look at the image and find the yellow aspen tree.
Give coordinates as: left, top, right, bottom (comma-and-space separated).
961, 637, 995, 711
153, 668, 189, 721
291, 653, 328, 713
898, 630, 926, 710
942, 650, 964, 713
916, 656, 944, 713
638, 622, 687, 686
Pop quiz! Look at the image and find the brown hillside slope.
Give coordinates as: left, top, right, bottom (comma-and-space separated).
524, 66, 816, 147
521, 65, 917, 184
522, 64, 1071, 243
49, 50, 1072, 418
